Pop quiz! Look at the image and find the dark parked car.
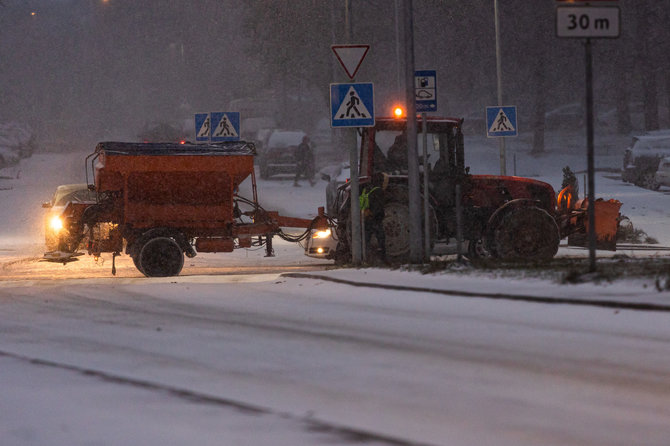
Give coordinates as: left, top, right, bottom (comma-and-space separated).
622, 131, 670, 190
258, 130, 306, 179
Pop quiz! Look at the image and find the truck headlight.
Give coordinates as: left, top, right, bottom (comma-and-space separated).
49, 215, 64, 233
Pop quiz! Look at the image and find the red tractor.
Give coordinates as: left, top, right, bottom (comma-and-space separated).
332, 116, 621, 263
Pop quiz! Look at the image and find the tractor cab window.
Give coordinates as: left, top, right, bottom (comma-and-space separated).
370, 130, 442, 174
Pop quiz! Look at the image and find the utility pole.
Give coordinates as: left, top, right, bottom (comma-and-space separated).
403, 0, 422, 264
494, 0, 507, 175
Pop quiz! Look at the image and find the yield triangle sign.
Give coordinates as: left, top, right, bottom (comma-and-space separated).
331, 44, 370, 79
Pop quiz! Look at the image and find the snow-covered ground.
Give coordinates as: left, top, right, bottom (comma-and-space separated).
2, 131, 670, 446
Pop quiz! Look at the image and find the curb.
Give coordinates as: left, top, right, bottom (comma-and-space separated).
282, 272, 670, 313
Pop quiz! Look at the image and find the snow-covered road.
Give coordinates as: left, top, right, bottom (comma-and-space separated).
1, 274, 669, 446
2, 133, 670, 445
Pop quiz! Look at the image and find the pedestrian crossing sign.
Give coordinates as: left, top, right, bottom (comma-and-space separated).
210, 112, 240, 142
486, 106, 518, 138
195, 113, 211, 142
330, 82, 375, 128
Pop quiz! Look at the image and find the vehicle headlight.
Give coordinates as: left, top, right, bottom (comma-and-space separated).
49, 215, 64, 233
312, 229, 331, 239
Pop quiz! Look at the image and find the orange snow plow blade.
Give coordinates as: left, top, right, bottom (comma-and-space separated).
567, 198, 622, 250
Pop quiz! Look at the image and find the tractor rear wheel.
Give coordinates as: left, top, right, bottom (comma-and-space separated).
138, 237, 184, 277
491, 206, 559, 261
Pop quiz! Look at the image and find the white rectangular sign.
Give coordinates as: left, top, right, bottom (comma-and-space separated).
556, 6, 620, 38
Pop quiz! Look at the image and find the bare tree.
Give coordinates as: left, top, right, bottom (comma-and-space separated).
635, 0, 660, 131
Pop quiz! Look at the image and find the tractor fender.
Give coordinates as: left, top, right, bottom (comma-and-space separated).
126, 227, 196, 259
483, 199, 546, 248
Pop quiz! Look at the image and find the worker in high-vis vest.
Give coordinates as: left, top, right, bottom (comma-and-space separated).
359, 172, 388, 263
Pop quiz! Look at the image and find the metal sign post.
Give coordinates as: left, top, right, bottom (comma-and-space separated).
494, 0, 506, 175
414, 70, 437, 262
585, 38, 597, 273
421, 112, 430, 261
556, 0, 620, 272
403, 0, 422, 264
330, 40, 373, 266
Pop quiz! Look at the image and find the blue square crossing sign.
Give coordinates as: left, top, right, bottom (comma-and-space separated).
210, 112, 240, 142
486, 106, 518, 138
330, 83, 375, 128
195, 113, 211, 142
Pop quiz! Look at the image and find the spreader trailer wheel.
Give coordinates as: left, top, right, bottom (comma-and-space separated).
137, 236, 185, 277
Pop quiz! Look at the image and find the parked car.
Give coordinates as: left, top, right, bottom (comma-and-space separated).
622, 132, 670, 190
137, 122, 188, 144
42, 184, 97, 251
319, 162, 350, 216
0, 122, 36, 167
545, 103, 584, 130
258, 130, 306, 179
0, 146, 21, 169
655, 156, 670, 189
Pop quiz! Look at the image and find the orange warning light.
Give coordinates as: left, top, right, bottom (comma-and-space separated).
393, 106, 404, 119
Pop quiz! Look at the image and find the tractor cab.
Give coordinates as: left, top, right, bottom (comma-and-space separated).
359, 116, 465, 183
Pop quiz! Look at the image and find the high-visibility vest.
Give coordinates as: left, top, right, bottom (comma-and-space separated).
359, 186, 379, 211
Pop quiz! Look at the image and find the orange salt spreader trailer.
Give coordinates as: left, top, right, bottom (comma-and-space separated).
46, 141, 330, 277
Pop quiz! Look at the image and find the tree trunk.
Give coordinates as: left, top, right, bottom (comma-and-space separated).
616, 70, 633, 134
531, 59, 546, 155
636, 4, 660, 131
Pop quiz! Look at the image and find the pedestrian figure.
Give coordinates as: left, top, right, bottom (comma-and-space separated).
495, 113, 511, 131
219, 117, 232, 136
294, 135, 315, 187
360, 172, 388, 263
343, 91, 363, 118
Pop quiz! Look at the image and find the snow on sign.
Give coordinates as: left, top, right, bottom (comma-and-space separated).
330, 83, 374, 128
331, 44, 369, 80
194, 113, 210, 142
486, 106, 518, 138
210, 112, 240, 142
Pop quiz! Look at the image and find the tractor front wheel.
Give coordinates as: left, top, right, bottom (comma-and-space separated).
491, 207, 559, 261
